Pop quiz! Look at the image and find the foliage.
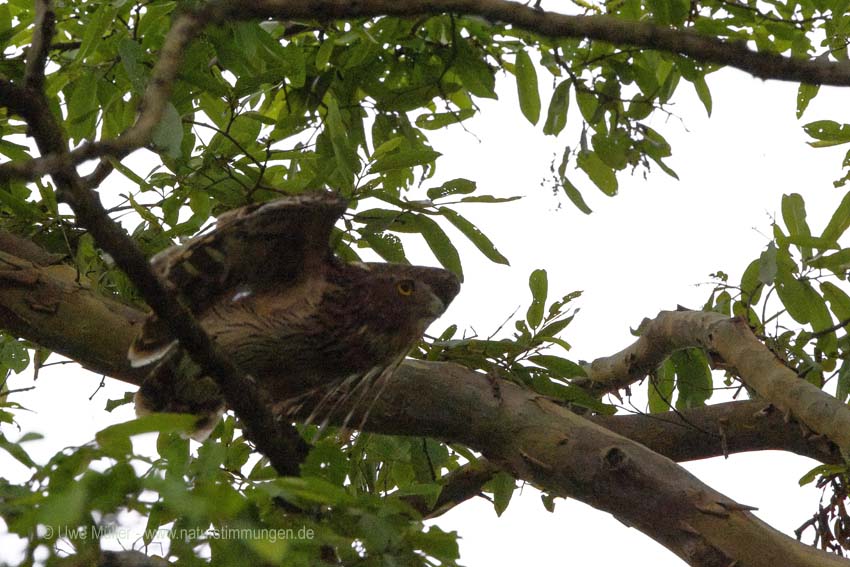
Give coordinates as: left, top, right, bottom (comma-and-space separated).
2, 0, 850, 564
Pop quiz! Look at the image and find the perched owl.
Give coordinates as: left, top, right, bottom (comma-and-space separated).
128, 191, 460, 439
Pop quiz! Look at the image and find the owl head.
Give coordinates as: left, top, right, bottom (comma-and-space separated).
345, 263, 460, 330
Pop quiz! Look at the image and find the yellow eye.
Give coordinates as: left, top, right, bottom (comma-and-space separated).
397, 280, 415, 296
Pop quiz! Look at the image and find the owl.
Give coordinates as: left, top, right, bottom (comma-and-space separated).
128, 191, 460, 439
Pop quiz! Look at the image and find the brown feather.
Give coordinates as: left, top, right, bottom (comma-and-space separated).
128, 191, 460, 439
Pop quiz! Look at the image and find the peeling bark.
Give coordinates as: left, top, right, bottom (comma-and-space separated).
584, 310, 850, 456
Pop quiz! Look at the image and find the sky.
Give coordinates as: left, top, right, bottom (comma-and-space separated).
2, 52, 850, 566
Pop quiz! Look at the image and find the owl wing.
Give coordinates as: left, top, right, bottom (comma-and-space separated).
128, 191, 348, 367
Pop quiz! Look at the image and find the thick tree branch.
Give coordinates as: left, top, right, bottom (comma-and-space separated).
236, 0, 850, 85
4, 0, 850, 183
583, 310, 850, 456
406, 400, 843, 520
362, 361, 847, 566
0, 240, 845, 564
0, 238, 838, 467
593, 400, 841, 465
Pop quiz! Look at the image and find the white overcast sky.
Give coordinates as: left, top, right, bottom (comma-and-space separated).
2, 59, 850, 566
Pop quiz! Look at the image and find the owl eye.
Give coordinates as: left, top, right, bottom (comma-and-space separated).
396, 280, 415, 296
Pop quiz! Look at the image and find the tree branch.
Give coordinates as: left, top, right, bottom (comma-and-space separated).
582, 310, 850, 456
4, 0, 850, 183
24, 0, 54, 92
364, 361, 848, 566
592, 399, 841, 465
235, 0, 850, 85
0, 238, 838, 468
0, 239, 846, 564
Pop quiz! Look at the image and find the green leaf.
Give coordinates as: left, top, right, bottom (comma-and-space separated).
807, 248, 850, 275
108, 157, 152, 191
648, 359, 675, 413
781, 193, 812, 260
316, 39, 334, 70
837, 357, 850, 402
77, 3, 116, 61
361, 230, 407, 263
799, 464, 847, 486
128, 194, 161, 227
538, 317, 574, 341
561, 177, 592, 214
369, 149, 442, 174
515, 49, 540, 125
740, 259, 763, 305
439, 207, 508, 265
758, 242, 778, 285
672, 349, 712, 409
821, 191, 850, 244
96, 414, 198, 456
528, 354, 586, 378
775, 272, 829, 326
488, 472, 515, 516
324, 96, 357, 188
38, 482, 87, 529
783, 234, 840, 250
0, 181, 40, 220
543, 80, 571, 136
0, 432, 35, 468
427, 178, 477, 200
797, 83, 820, 119
118, 38, 147, 92
577, 150, 618, 196
527, 269, 548, 328
692, 75, 712, 116
372, 137, 404, 158
151, 103, 183, 159
415, 109, 475, 130
416, 215, 463, 279
648, 0, 689, 24
105, 392, 135, 412
541, 493, 557, 513
804, 120, 850, 147
1, 339, 29, 373
821, 282, 850, 325
0, 140, 31, 161
460, 195, 522, 204
454, 41, 497, 99
576, 88, 599, 123
66, 78, 99, 142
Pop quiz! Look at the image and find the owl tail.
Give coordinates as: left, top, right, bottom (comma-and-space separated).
134, 351, 226, 442
128, 315, 179, 368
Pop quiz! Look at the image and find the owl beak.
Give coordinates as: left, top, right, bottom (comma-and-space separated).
427, 290, 448, 316
426, 279, 460, 317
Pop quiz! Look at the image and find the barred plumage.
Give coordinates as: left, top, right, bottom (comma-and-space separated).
129, 192, 460, 440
